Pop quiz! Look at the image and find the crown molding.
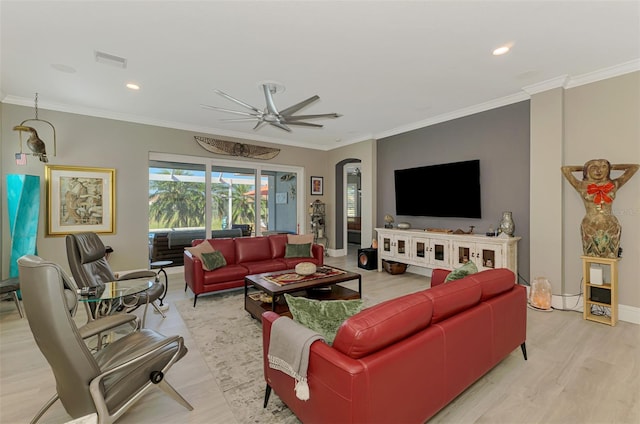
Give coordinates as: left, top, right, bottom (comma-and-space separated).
374, 92, 529, 141
565, 58, 640, 89
522, 75, 570, 95
0, 95, 332, 151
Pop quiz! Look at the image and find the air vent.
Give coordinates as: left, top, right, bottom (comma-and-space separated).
95, 51, 127, 68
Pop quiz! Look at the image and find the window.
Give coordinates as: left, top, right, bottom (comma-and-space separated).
149, 161, 205, 233
149, 154, 303, 237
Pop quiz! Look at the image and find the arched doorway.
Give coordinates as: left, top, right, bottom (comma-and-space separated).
335, 158, 361, 255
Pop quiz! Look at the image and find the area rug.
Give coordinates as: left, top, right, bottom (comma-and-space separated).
174, 291, 301, 423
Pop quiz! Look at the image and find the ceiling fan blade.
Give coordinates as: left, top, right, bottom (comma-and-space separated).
270, 121, 291, 132
221, 118, 261, 122
213, 89, 262, 114
284, 113, 342, 121
262, 84, 280, 116
279, 95, 320, 116
285, 121, 324, 128
253, 121, 267, 130
200, 104, 260, 117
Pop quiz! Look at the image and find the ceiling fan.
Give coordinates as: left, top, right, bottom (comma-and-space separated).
201, 83, 341, 132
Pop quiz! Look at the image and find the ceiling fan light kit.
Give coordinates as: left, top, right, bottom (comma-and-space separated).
201, 83, 341, 132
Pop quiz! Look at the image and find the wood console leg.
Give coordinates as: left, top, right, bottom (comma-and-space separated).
520, 342, 527, 360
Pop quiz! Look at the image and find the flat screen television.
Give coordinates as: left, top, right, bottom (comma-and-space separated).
394, 159, 481, 218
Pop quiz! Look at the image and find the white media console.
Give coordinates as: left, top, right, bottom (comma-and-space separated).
376, 228, 521, 277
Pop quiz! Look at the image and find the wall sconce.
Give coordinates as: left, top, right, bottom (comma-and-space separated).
13, 93, 56, 164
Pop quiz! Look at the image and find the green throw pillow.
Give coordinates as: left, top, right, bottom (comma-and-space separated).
284, 294, 364, 345
444, 260, 478, 283
284, 243, 313, 258
200, 251, 227, 271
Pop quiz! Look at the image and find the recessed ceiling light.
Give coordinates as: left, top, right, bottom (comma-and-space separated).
126, 83, 140, 90
493, 46, 510, 56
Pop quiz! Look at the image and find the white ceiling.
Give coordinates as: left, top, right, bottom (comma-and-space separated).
2, 1, 639, 151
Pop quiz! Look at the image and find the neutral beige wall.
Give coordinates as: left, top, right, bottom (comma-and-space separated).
530, 88, 565, 297
562, 72, 640, 309
1, 104, 331, 275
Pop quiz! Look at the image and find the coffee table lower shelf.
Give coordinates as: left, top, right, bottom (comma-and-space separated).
245, 285, 360, 321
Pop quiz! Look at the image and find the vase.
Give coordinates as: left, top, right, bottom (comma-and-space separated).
499, 211, 515, 237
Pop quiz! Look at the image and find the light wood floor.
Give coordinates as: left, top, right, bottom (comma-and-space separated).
1, 248, 638, 424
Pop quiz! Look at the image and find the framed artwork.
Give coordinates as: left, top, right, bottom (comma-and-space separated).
311, 176, 323, 195
276, 192, 288, 204
45, 165, 115, 236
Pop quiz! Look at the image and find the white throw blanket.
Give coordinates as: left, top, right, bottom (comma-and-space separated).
267, 316, 325, 401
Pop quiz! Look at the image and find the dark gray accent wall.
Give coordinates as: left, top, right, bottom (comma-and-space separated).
377, 101, 531, 282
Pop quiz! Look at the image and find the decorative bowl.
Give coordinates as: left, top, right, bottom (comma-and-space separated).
397, 222, 411, 229
295, 262, 317, 276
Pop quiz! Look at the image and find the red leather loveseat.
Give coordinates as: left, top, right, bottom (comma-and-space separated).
184, 234, 324, 306
262, 268, 527, 423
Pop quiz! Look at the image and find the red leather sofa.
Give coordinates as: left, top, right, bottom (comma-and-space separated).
262, 268, 527, 423
184, 234, 324, 306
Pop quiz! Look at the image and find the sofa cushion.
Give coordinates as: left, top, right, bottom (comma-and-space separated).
424, 278, 482, 324
287, 234, 314, 256
241, 260, 287, 275
444, 260, 478, 283
332, 291, 433, 359
202, 264, 248, 285
284, 294, 364, 345
200, 250, 227, 271
469, 268, 516, 301
235, 237, 272, 264
268, 234, 288, 259
185, 240, 215, 262
281, 257, 322, 269
208, 238, 237, 265
284, 243, 313, 258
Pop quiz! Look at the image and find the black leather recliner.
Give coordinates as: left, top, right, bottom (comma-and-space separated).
66, 232, 166, 327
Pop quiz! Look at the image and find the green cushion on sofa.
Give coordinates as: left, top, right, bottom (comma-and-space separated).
284, 294, 364, 344
284, 243, 313, 258
200, 250, 227, 271
444, 260, 478, 283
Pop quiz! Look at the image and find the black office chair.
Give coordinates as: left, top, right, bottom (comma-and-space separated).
0, 277, 24, 318
18, 255, 193, 424
66, 232, 165, 327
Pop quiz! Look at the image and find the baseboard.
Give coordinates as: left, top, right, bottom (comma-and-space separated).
523, 287, 639, 324
619, 304, 640, 325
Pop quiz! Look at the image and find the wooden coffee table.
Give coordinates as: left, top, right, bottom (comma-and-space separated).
244, 265, 362, 320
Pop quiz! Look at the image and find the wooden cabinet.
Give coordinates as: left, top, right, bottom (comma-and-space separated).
451, 240, 503, 272
412, 237, 450, 269
376, 228, 520, 277
582, 256, 619, 326
379, 232, 410, 261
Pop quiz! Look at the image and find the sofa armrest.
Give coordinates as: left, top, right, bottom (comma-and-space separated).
184, 249, 204, 294
430, 268, 451, 287
311, 244, 324, 265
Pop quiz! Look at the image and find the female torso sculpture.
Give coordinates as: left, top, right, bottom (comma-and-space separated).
561, 160, 638, 258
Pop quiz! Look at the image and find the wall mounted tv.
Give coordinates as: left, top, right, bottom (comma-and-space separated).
394, 159, 481, 218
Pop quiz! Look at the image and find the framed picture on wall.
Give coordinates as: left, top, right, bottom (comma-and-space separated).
45, 165, 115, 236
311, 176, 323, 195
